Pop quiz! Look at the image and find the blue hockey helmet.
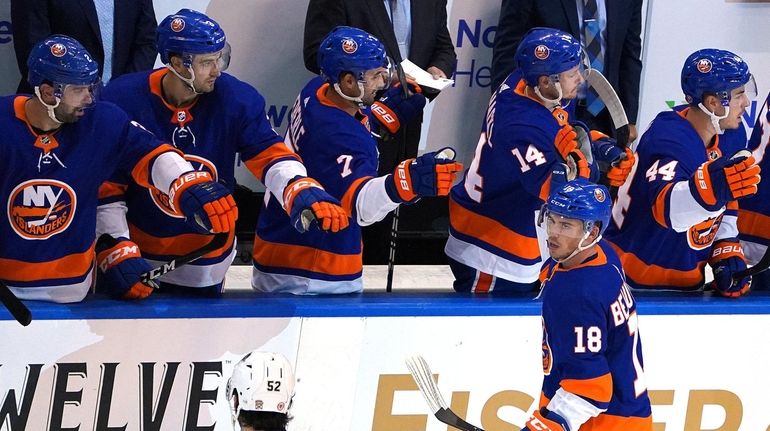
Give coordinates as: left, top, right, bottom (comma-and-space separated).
515, 27, 586, 86
27, 35, 99, 92
157, 9, 228, 67
318, 26, 391, 84
544, 178, 611, 236
681, 49, 755, 106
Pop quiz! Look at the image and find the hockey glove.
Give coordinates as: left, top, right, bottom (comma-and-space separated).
553, 123, 579, 161
589, 130, 625, 164
566, 149, 591, 180
283, 176, 349, 233
169, 171, 238, 234
371, 84, 426, 134
96, 235, 157, 300
708, 239, 751, 298
689, 150, 761, 211
523, 408, 570, 431
385, 147, 463, 203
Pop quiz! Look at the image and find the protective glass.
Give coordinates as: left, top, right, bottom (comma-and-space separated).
538, 208, 592, 239
58, 82, 100, 108
362, 56, 394, 91
190, 42, 231, 73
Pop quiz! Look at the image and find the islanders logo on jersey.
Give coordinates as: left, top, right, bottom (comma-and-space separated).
170, 18, 185, 32
541, 317, 553, 375
341, 38, 358, 54
149, 155, 218, 218
8, 179, 77, 240
50, 43, 67, 57
687, 214, 723, 251
697, 59, 712, 74
534, 45, 550, 60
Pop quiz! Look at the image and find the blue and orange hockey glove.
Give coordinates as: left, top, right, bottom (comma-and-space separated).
385, 147, 463, 204
283, 176, 349, 233
96, 235, 157, 300
708, 238, 751, 298
588, 129, 635, 187
523, 408, 570, 431
370, 82, 426, 134
689, 150, 761, 211
168, 171, 238, 234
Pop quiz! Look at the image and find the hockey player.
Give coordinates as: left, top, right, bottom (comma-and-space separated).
99, 9, 350, 297
445, 27, 635, 293
251, 26, 462, 294
604, 49, 760, 296
524, 179, 652, 431
738, 91, 770, 290
226, 351, 295, 431
0, 35, 237, 303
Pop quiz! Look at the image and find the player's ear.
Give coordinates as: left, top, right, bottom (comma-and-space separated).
38, 83, 56, 102
338, 72, 357, 92
537, 75, 551, 89
702, 93, 720, 111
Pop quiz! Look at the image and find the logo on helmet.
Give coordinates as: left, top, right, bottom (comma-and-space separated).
170, 18, 185, 32
593, 188, 606, 203
50, 43, 67, 58
8, 180, 77, 240
534, 45, 550, 60
341, 38, 358, 54
697, 59, 712, 73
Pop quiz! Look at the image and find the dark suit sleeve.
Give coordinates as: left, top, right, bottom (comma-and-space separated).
427, 0, 457, 77
11, 0, 51, 91
303, 0, 347, 75
128, 0, 158, 72
491, 0, 535, 90
618, 0, 643, 124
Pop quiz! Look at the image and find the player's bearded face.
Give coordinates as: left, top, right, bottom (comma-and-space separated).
544, 213, 588, 260
361, 67, 390, 105
54, 84, 96, 123
190, 51, 226, 93
557, 66, 584, 100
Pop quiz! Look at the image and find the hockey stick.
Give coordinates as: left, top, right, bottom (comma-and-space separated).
733, 250, 770, 283
0, 281, 32, 326
586, 69, 630, 199
406, 355, 485, 431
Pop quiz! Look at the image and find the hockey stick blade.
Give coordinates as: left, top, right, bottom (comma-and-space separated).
140, 232, 229, 284
406, 355, 485, 431
0, 280, 32, 326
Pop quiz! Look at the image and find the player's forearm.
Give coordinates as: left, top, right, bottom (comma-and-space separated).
547, 387, 607, 431
96, 201, 130, 239
263, 159, 309, 208
355, 176, 400, 226
150, 152, 195, 193
667, 181, 724, 232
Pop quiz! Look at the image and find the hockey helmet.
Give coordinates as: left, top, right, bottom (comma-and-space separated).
226, 351, 295, 422
681, 48, 755, 106
541, 178, 611, 236
318, 26, 392, 84
27, 35, 99, 95
157, 9, 229, 69
515, 27, 587, 86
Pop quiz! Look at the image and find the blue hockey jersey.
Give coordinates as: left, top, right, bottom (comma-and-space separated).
446, 75, 573, 284
604, 107, 745, 290
101, 69, 304, 287
539, 241, 652, 430
252, 77, 381, 293
0, 96, 176, 302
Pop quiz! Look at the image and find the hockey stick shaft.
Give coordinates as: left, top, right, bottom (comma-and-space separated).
0, 280, 32, 326
140, 232, 229, 284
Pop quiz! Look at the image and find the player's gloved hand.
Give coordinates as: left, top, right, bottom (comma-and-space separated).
523, 408, 570, 431
384, 147, 463, 203
566, 149, 591, 180
371, 83, 426, 134
708, 238, 751, 298
689, 150, 761, 210
605, 147, 635, 187
169, 171, 238, 234
588, 130, 625, 164
283, 176, 349, 233
95, 235, 158, 300
553, 123, 579, 161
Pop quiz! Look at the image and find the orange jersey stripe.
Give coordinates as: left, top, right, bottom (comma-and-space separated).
474, 272, 493, 293
561, 373, 613, 404
449, 198, 541, 260
98, 181, 128, 199
243, 143, 302, 182
340, 176, 372, 215
582, 413, 653, 431
130, 144, 182, 189
0, 243, 95, 282
129, 224, 234, 259
652, 183, 674, 228
609, 241, 705, 288
252, 233, 361, 276
738, 209, 770, 240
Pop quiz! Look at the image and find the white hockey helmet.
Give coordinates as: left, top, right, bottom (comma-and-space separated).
226, 351, 296, 421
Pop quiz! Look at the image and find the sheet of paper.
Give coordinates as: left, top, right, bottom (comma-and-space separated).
400, 59, 454, 91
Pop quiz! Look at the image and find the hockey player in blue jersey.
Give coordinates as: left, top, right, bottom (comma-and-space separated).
0, 35, 237, 303
605, 49, 760, 296
98, 10, 350, 297
445, 27, 635, 293
524, 179, 652, 431
251, 26, 462, 294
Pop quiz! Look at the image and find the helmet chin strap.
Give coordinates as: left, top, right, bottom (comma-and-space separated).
34, 86, 64, 124
167, 64, 204, 95
534, 81, 564, 111
333, 81, 366, 106
697, 103, 729, 135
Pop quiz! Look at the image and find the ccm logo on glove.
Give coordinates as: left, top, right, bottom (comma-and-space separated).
98, 243, 140, 272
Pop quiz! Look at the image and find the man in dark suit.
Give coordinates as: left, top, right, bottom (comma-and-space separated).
12, 0, 157, 94
490, 0, 642, 142
303, 0, 457, 264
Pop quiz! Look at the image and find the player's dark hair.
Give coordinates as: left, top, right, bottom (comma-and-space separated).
238, 411, 291, 431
